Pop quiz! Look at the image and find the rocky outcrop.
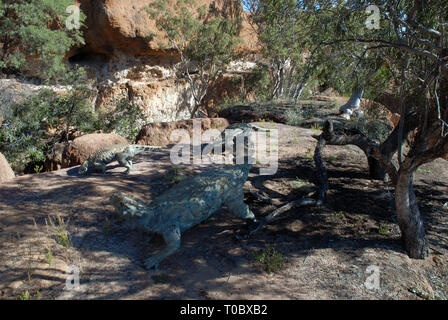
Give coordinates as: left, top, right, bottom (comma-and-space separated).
0, 152, 15, 182
135, 117, 229, 146
218, 105, 289, 124
45, 133, 128, 171
65, 0, 259, 124
75, 0, 258, 57
1, 2, 258, 125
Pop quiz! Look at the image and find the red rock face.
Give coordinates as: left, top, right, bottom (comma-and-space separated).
66, 1, 258, 123
135, 118, 229, 146
74, 0, 258, 57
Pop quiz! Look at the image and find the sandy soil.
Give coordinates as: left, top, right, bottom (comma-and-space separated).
0, 114, 447, 300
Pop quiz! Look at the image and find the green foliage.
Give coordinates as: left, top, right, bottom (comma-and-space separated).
17, 290, 39, 300
379, 224, 388, 236
304, 147, 313, 159
0, 0, 86, 80
244, 64, 273, 102
350, 115, 392, 143
289, 178, 314, 194
244, 0, 322, 101
334, 211, 344, 219
98, 98, 147, 142
310, 123, 322, 135
146, 0, 242, 116
0, 69, 96, 172
44, 245, 54, 265
252, 246, 285, 274
47, 215, 72, 249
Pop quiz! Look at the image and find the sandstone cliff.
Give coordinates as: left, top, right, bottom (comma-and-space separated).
67, 0, 259, 123
1, 1, 258, 125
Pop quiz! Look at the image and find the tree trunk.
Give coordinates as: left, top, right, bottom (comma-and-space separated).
339, 88, 364, 115
367, 156, 387, 180
395, 168, 429, 259
320, 120, 385, 180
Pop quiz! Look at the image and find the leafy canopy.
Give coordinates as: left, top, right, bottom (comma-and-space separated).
146, 0, 242, 116
0, 0, 85, 81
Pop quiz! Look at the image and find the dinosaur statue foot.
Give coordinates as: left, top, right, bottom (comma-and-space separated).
144, 256, 161, 270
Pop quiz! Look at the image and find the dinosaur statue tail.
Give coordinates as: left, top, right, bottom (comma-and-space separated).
128, 145, 162, 156
247, 123, 272, 131
132, 145, 162, 151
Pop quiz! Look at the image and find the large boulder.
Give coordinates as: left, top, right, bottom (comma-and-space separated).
135, 118, 229, 146
45, 133, 128, 171
0, 153, 15, 183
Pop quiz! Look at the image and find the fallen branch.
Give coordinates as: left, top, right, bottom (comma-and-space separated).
238, 198, 318, 239
249, 191, 273, 204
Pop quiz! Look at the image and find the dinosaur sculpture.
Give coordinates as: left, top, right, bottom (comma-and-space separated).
108, 123, 273, 269
78, 144, 160, 175
207, 122, 272, 154
110, 162, 256, 269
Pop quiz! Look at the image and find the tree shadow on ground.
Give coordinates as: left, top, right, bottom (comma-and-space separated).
1, 147, 447, 299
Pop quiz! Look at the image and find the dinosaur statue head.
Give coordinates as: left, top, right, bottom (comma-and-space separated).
110, 192, 146, 219
78, 161, 89, 175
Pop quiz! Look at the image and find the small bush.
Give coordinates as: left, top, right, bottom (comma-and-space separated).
285, 107, 304, 126
243, 64, 271, 102
97, 98, 147, 142
0, 70, 97, 173
17, 290, 39, 300
350, 110, 393, 143
46, 215, 72, 249
289, 178, 314, 193
252, 246, 285, 273
379, 224, 389, 235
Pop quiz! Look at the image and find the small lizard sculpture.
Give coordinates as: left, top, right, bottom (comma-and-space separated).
78, 144, 160, 175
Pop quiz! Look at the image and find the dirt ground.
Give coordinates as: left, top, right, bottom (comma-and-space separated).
0, 108, 447, 300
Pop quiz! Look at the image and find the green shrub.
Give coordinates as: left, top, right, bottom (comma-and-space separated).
285, 107, 304, 126
0, 70, 97, 173
98, 98, 149, 142
252, 246, 285, 273
244, 64, 271, 102
0, 0, 86, 81
350, 115, 392, 143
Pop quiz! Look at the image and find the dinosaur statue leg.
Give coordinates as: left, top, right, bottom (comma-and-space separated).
93, 161, 107, 175
117, 154, 132, 174
224, 189, 257, 222
144, 225, 181, 270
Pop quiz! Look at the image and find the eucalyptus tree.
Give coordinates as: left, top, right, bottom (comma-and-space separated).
243, 0, 327, 101
309, 0, 448, 259
146, 0, 242, 117
246, 0, 447, 260
0, 0, 86, 81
